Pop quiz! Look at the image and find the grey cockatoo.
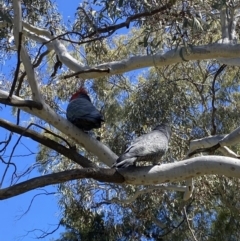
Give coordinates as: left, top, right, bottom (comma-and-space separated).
112, 123, 171, 168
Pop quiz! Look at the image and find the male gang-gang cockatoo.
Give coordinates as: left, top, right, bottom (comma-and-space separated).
66, 87, 104, 131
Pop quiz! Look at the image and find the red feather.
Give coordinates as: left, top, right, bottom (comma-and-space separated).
70, 87, 88, 101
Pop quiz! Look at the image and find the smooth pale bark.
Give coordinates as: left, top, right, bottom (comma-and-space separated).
0, 90, 118, 166
13, 1, 42, 102
22, 23, 240, 77
0, 155, 240, 199
188, 135, 225, 154
121, 155, 240, 185
219, 126, 240, 147
2, 3, 119, 187
188, 130, 240, 158
218, 146, 239, 158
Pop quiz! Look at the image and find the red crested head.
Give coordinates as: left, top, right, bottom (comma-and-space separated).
69, 87, 89, 101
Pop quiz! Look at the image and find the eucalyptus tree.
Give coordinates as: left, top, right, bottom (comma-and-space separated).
1, 0, 240, 240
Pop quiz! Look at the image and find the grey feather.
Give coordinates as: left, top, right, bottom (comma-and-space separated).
112, 123, 171, 168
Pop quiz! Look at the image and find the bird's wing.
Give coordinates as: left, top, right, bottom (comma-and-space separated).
67, 98, 103, 121
125, 130, 168, 157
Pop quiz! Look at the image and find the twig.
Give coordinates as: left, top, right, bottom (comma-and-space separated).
0, 156, 17, 188
183, 178, 194, 201
29, 123, 72, 149
0, 118, 97, 169
19, 221, 62, 240
211, 64, 227, 135
16, 190, 56, 220
183, 206, 198, 241
9, 32, 22, 97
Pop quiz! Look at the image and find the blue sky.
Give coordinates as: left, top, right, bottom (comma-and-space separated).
0, 1, 81, 240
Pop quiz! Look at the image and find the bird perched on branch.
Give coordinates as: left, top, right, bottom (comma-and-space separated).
112, 123, 171, 168
66, 87, 104, 131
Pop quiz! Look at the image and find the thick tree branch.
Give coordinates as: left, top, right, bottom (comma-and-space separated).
1, 155, 240, 200
22, 22, 240, 78
0, 118, 97, 168
219, 125, 240, 146
68, 43, 240, 79
13, 1, 42, 102
0, 90, 118, 166
0, 168, 123, 200
230, 9, 240, 41
120, 155, 240, 185
188, 135, 225, 155
16, 49, 51, 96
188, 131, 240, 159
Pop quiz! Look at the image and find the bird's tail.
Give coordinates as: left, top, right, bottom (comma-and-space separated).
112, 153, 136, 168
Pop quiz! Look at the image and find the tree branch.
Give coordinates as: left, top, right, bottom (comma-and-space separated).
9, 31, 22, 98
0, 118, 97, 168
76, 0, 177, 39
187, 144, 221, 157
120, 155, 240, 185
183, 206, 198, 241
188, 135, 225, 155
63, 67, 110, 79
15, 49, 51, 97
1, 155, 240, 200
0, 168, 123, 200
183, 178, 194, 201
219, 146, 240, 158
13, 1, 42, 102
22, 22, 240, 78
16, 190, 56, 220
220, 8, 228, 39
210, 64, 227, 135
0, 97, 43, 109
219, 125, 240, 146
0, 90, 118, 167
